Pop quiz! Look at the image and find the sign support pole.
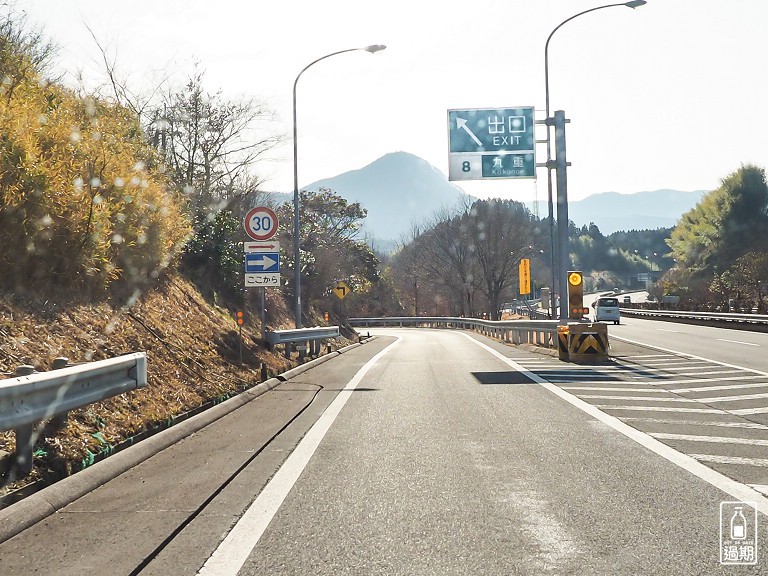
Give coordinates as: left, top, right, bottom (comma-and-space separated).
554, 110, 570, 323
260, 287, 266, 343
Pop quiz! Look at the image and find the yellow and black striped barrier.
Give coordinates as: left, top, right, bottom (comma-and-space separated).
557, 325, 570, 361
559, 322, 609, 363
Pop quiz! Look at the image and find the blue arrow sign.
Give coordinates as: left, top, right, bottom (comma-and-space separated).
245, 252, 280, 273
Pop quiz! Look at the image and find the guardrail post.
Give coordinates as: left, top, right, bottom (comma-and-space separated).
50, 357, 70, 430
12, 365, 36, 475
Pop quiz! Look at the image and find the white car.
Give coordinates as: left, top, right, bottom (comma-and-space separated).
593, 296, 621, 324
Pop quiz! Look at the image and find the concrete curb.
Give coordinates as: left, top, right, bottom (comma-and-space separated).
0, 338, 369, 544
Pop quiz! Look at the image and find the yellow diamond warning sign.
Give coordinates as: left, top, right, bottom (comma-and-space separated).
332, 281, 351, 300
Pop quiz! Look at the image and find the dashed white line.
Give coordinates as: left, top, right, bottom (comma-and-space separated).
717, 339, 760, 347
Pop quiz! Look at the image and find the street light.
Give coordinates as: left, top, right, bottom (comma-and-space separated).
543, 0, 646, 320
292, 44, 386, 328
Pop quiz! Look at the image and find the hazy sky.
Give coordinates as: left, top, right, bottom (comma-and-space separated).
15, 0, 768, 203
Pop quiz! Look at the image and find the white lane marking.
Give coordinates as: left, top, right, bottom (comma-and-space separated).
670, 369, 748, 377
717, 339, 760, 347
658, 328, 681, 333
459, 333, 768, 515
690, 454, 768, 468
594, 405, 726, 413
556, 375, 766, 386
620, 417, 768, 430
650, 433, 768, 447
732, 406, 768, 416
621, 361, 708, 367
197, 337, 401, 576
613, 335, 768, 378
749, 484, 768, 495
561, 386, 670, 393
694, 392, 768, 403
672, 382, 768, 393
576, 395, 696, 402
625, 354, 675, 359
655, 375, 766, 385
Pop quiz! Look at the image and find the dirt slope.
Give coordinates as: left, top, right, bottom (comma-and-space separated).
0, 274, 338, 497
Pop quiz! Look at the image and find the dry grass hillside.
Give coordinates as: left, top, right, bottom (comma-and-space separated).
0, 273, 344, 499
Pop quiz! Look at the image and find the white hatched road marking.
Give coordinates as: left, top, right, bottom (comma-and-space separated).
691, 392, 768, 403
658, 375, 767, 385
690, 454, 768, 467
561, 386, 671, 393
461, 333, 768, 514
577, 395, 696, 402
594, 405, 726, 414
672, 382, 768, 393
621, 417, 768, 430
624, 354, 676, 359
732, 406, 768, 416
649, 433, 768, 447
612, 335, 768, 378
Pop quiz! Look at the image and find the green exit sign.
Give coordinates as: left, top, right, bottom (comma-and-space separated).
447, 106, 537, 181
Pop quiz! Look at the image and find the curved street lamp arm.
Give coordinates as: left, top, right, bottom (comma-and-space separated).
545, 2, 642, 116
291, 44, 386, 328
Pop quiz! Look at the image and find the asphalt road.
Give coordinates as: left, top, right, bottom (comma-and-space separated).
610, 315, 768, 372
3, 327, 766, 575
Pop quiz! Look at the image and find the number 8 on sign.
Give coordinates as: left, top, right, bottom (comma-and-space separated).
244, 206, 278, 241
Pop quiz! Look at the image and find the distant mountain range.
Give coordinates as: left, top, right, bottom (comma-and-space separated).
530, 189, 707, 235
297, 151, 708, 247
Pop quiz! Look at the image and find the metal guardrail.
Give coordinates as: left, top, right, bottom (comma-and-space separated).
265, 326, 340, 358
348, 317, 560, 348
0, 352, 147, 475
620, 307, 768, 328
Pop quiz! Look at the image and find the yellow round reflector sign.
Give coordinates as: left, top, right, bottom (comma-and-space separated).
568, 272, 583, 286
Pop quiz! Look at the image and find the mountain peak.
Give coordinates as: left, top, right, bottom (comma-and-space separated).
304, 152, 471, 245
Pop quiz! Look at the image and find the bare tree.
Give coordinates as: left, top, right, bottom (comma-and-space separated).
467, 199, 537, 319
150, 68, 284, 215
0, 4, 57, 102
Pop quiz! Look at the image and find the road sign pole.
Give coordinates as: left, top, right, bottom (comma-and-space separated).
260, 287, 266, 343
555, 110, 570, 323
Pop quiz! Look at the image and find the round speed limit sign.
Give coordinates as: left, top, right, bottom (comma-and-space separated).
244, 206, 278, 241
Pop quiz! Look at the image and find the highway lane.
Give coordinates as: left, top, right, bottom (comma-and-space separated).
233, 329, 767, 575
610, 315, 768, 373
3, 328, 767, 574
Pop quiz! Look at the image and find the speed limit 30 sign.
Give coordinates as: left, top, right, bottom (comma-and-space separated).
244, 206, 278, 241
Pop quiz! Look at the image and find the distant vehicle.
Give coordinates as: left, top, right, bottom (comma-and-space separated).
593, 296, 621, 324
623, 296, 631, 304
